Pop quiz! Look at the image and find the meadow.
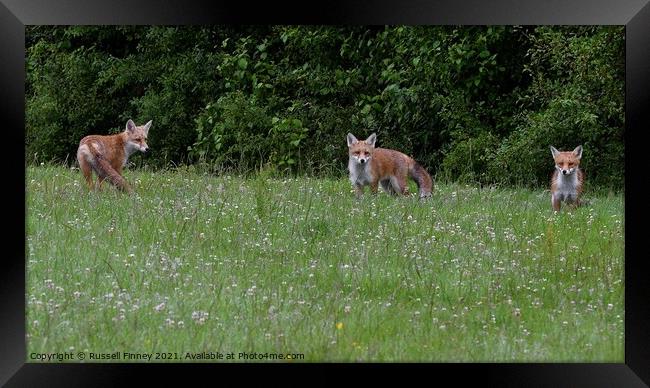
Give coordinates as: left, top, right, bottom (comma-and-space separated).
26, 165, 624, 362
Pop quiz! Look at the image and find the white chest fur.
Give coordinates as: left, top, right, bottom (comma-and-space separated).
124, 142, 141, 167
348, 159, 372, 185
554, 171, 580, 202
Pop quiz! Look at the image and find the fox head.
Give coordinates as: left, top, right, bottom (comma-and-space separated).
550, 145, 582, 176
347, 133, 377, 165
125, 119, 152, 153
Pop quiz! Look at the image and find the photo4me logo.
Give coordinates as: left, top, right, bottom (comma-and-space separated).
185, 351, 305, 361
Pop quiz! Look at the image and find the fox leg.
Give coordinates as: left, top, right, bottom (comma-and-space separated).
78, 157, 94, 190
380, 179, 396, 195
573, 195, 581, 208
354, 184, 364, 198
567, 197, 580, 211
93, 156, 132, 193
551, 194, 561, 212
390, 176, 408, 195
78, 144, 103, 192
369, 181, 379, 195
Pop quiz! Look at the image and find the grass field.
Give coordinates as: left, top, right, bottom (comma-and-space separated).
26, 165, 624, 362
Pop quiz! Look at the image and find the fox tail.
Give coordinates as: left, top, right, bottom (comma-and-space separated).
86, 144, 133, 194
409, 162, 433, 199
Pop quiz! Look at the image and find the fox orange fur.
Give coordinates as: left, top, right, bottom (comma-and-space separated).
347, 133, 433, 199
550, 145, 584, 211
76, 119, 152, 193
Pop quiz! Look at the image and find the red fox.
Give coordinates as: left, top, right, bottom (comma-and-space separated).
347, 133, 433, 199
550, 145, 584, 211
76, 119, 152, 193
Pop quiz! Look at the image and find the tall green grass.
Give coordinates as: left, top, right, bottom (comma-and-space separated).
26, 165, 624, 362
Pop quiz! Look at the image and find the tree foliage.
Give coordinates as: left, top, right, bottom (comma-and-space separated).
26, 25, 624, 188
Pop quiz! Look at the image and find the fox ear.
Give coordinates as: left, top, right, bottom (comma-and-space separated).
573, 145, 583, 159
550, 146, 559, 158
347, 133, 358, 147
126, 119, 136, 133
365, 133, 377, 147
143, 120, 152, 136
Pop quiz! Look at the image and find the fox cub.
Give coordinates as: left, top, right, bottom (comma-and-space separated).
550, 145, 584, 211
347, 133, 433, 199
76, 119, 152, 193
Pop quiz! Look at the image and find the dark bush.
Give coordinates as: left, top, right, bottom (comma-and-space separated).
25, 25, 624, 189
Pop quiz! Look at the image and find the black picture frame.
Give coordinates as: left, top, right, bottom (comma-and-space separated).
3, 0, 649, 386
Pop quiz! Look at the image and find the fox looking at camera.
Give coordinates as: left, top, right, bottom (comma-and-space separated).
76, 119, 152, 194
550, 145, 584, 211
347, 133, 433, 199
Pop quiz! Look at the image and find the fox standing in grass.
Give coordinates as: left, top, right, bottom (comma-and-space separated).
550, 145, 584, 211
76, 119, 152, 194
347, 133, 433, 199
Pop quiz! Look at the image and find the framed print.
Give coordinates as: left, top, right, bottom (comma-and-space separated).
2, 0, 649, 386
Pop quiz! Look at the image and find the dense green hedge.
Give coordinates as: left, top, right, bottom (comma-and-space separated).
26, 26, 624, 189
